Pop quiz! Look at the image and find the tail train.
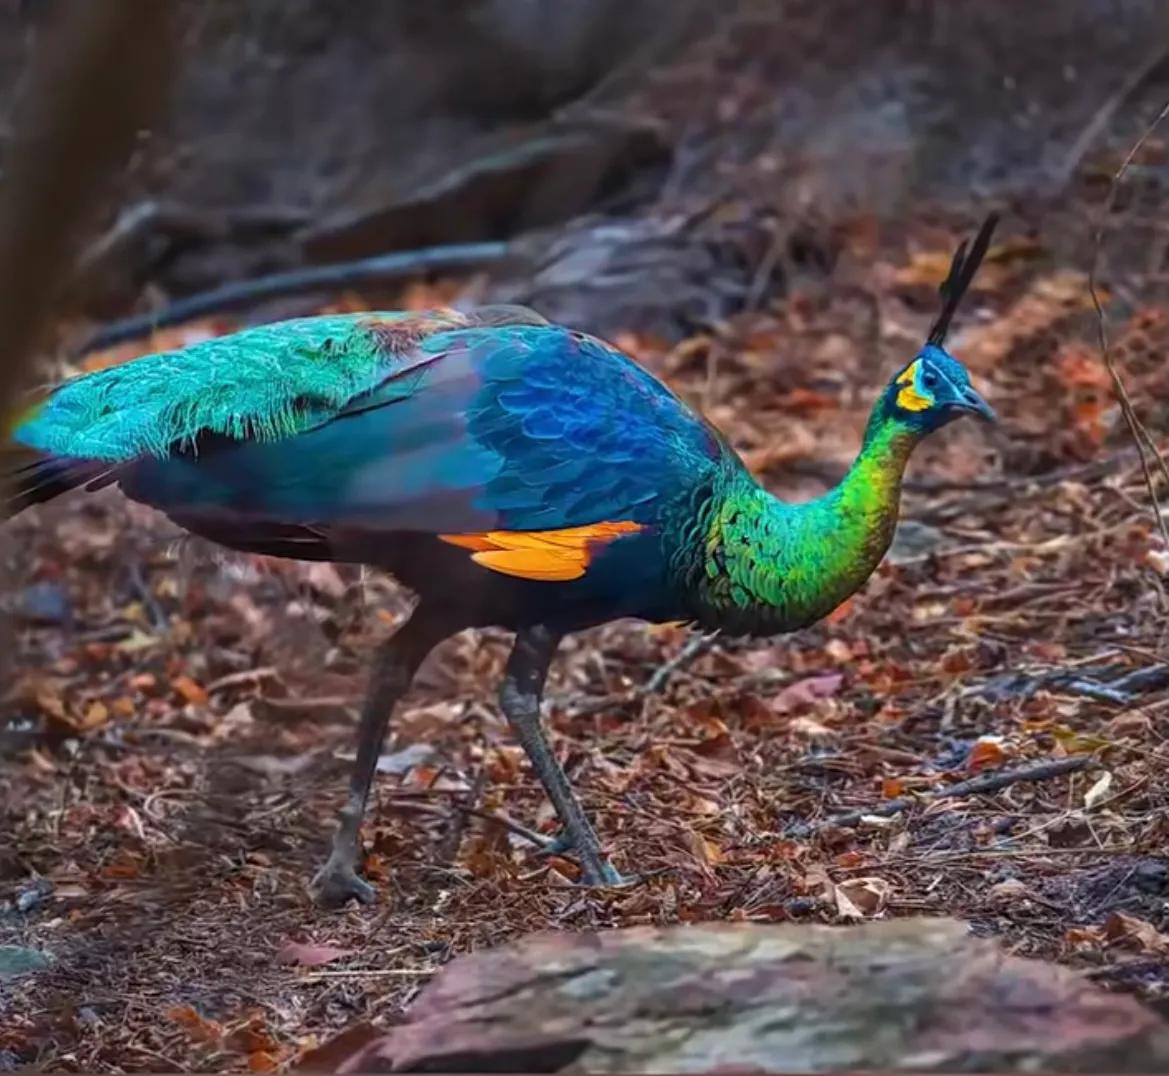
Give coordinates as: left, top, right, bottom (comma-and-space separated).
3, 451, 115, 518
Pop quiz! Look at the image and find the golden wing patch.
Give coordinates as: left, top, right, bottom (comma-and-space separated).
438, 521, 644, 581
895, 360, 933, 412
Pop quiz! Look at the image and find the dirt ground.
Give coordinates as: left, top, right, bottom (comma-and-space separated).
4, 206, 1169, 1071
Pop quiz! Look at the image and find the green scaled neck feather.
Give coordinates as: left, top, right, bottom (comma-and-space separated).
690, 390, 920, 636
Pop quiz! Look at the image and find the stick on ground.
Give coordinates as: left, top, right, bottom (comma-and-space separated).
793, 755, 1097, 835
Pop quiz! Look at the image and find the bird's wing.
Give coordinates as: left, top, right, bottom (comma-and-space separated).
103, 323, 723, 563
12, 310, 468, 461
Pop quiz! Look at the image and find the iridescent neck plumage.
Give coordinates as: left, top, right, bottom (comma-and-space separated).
785, 404, 920, 614
694, 401, 922, 634
835, 402, 920, 530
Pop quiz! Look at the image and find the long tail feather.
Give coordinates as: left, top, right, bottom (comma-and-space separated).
2, 452, 115, 517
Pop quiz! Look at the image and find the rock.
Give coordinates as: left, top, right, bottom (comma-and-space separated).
303, 119, 670, 261
887, 520, 946, 564
0, 945, 50, 978
330, 919, 1169, 1073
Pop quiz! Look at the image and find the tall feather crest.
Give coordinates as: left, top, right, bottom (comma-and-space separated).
926, 213, 999, 348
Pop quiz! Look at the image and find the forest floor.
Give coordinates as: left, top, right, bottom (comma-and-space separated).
5, 208, 1169, 1071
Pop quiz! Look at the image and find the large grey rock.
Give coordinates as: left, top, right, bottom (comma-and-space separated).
329, 918, 1169, 1073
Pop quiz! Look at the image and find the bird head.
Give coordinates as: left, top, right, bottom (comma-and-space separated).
888, 343, 995, 430
884, 214, 998, 434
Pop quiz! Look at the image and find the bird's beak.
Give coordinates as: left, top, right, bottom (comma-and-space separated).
955, 386, 996, 423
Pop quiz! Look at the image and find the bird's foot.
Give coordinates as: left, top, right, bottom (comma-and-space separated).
530, 829, 637, 887
532, 829, 574, 856
578, 858, 639, 888
310, 855, 377, 908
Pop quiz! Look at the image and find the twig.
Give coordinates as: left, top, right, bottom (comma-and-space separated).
975, 662, 1169, 706
794, 755, 1096, 835
436, 768, 487, 864
1110, 663, 1169, 696
644, 630, 719, 694
74, 241, 514, 356
388, 797, 552, 850
1087, 96, 1169, 553
552, 629, 720, 717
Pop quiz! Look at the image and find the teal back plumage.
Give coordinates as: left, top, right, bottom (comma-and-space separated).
16, 313, 433, 460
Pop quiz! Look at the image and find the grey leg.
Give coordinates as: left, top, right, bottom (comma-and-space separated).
500, 626, 631, 886
311, 609, 448, 907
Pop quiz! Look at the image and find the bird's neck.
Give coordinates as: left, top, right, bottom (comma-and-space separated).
700, 406, 921, 633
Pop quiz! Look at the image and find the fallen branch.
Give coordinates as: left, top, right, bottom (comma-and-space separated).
74, 240, 515, 356
388, 797, 551, 851
793, 755, 1097, 835
644, 630, 719, 694
974, 662, 1169, 706
72, 199, 311, 290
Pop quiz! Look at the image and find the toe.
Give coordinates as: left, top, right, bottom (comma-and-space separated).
311, 863, 377, 908
533, 830, 575, 856
579, 860, 638, 888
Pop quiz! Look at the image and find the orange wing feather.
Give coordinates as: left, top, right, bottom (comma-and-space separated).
438, 521, 643, 581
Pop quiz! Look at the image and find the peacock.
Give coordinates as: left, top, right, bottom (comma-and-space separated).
5, 216, 998, 906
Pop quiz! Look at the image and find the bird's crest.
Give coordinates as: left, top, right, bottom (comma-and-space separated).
926, 213, 999, 348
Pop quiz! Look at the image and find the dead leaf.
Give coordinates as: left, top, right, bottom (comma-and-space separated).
276, 940, 353, 968
376, 743, 436, 776
789, 716, 835, 738
773, 673, 843, 714
294, 1022, 382, 1073
966, 737, 1007, 771
834, 876, 891, 919
1102, 911, 1169, 955
1083, 771, 1113, 810
881, 776, 905, 799
1050, 725, 1112, 755
167, 1005, 223, 1043
987, 878, 1032, 904
79, 700, 109, 731
172, 675, 209, 706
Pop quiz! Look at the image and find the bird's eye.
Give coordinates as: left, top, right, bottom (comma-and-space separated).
922, 371, 938, 389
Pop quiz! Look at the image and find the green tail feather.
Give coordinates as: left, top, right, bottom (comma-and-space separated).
12, 312, 435, 462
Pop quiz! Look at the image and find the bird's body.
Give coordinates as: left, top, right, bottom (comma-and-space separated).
6, 217, 998, 904
12, 310, 917, 636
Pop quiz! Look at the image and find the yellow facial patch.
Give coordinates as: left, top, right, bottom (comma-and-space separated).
895, 360, 933, 413
438, 521, 644, 581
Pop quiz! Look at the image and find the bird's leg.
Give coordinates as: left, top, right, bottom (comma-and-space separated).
311, 609, 447, 907
500, 626, 632, 887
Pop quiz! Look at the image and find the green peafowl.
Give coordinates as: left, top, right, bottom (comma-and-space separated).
5, 215, 998, 906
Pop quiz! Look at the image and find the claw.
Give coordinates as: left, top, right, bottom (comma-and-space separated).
579, 860, 639, 888
528, 830, 637, 887
533, 830, 575, 856
311, 857, 377, 908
